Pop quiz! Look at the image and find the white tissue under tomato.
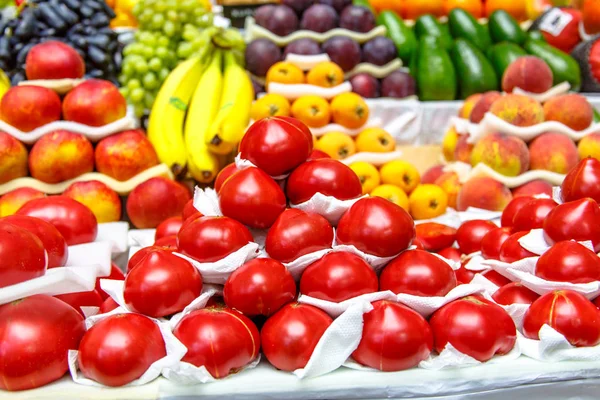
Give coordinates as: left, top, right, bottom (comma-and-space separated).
290, 193, 366, 226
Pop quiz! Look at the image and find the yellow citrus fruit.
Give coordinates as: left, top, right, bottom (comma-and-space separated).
330, 92, 369, 129
349, 162, 381, 194
306, 62, 345, 88
409, 184, 449, 220
380, 160, 421, 193
371, 184, 409, 211
291, 95, 331, 128
266, 61, 305, 88
315, 132, 356, 160
442, 127, 460, 162
355, 128, 395, 153
250, 94, 291, 121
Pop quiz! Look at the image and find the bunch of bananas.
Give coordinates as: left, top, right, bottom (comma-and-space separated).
148, 27, 253, 183
0, 69, 9, 103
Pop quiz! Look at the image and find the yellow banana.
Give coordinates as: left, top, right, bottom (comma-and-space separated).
0, 69, 9, 102
147, 57, 204, 176
185, 50, 222, 183
205, 51, 254, 155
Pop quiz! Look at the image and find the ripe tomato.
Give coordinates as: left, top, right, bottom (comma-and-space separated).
308, 149, 331, 160
0, 295, 85, 391
154, 235, 178, 248
454, 259, 477, 284
455, 220, 497, 255
413, 238, 425, 250
415, 223, 457, 252
219, 167, 286, 229
337, 197, 415, 257
536, 241, 600, 283
240, 116, 313, 177
214, 163, 239, 193
224, 258, 296, 316
1, 215, 68, 268
512, 198, 557, 232
352, 301, 433, 371
380, 249, 456, 297
17, 196, 98, 245
300, 252, 378, 302
127, 245, 175, 272
437, 247, 463, 262
78, 313, 166, 386
178, 216, 253, 263
543, 198, 600, 252
430, 296, 517, 362
499, 231, 536, 263
55, 289, 104, 316
480, 269, 512, 287
265, 209, 334, 263
501, 196, 533, 228
261, 303, 332, 371
124, 250, 203, 318
181, 199, 201, 221
492, 282, 539, 305
523, 290, 600, 346
99, 297, 119, 314
155, 216, 183, 241
561, 158, 600, 203
286, 159, 362, 205
481, 227, 512, 260
0, 223, 46, 288
95, 263, 125, 300
173, 307, 260, 378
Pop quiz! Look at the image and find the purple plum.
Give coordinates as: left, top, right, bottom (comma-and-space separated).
282, 0, 315, 16
381, 70, 416, 98
317, 0, 351, 13
245, 39, 282, 77
300, 4, 339, 33
284, 38, 322, 57
362, 37, 397, 66
350, 73, 380, 98
339, 5, 376, 32
322, 36, 361, 71
259, 5, 299, 37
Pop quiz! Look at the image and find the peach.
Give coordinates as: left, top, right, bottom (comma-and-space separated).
471, 132, 530, 176
512, 180, 553, 198
29, 130, 94, 184
25, 41, 85, 80
470, 91, 502, 123
490, 94, 544, 127
0, 188, 45, 217
454, 134, 474, 163
578, 133, 600, 161
543, 94, 593, 131
442, 127, 460, 162
62, 79, 127, 127
0, 86, 61, 132
95, 129, 159, 181
529, 132, 579, 174
434, 172, 461, 209
459, 93, 482, 119
421, 165, 445, 184
63, 180, 122, 223
126, 177, 191, 228
502, 56, 553, 94
0, 132, 28, 184
456, 176, 513, 211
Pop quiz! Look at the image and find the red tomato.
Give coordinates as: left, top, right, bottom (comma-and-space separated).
512, 198, 557, 232
413, 238, 425, 250
0, 223, 46, 288
55, 289, 104, 316
265, 209, 334, 263
300, 252, 378, 302
481, 227, 512, 260
561, 158, 600, 204
499, 231, 537, 263
240, 116, 313, 177
523, 290, 600, 347
415, 223, 457, 252
155, 216, 183, 240
536, 241, 600, 283
501, 196, 533, 228
0, 295, 85, 391
17, 196, 98, 245
455, 220, 497, 255
95, 263, 125, 299
181, 199, 201, 221
492, 282, 539, 305
99, 297, 119, 314
154, 235, 178, 248
352, 301, 433, 371
219, 167, 286, 229
261, 303, 332, 371
127, 245, 175, 272
286, 159, 362, 205
178, 216, 253, 263
430, 295, 517, 362
437, 247, 463, 262
543, 198, 600, 252
78, 313, 166, 386
454, 259, 477, 284
124, 250, 203, 317
337, 197, 415, 257
1, 215, 68, 268
380, 250, 457, 297
214, 163, 240, 193
480, 269, 511, 287
173, 307, 260, 378
224, 258, 296, 316
308, 149, 331, 160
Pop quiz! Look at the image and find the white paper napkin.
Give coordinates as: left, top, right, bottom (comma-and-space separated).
519, 325, 600, 362
291, 193, 366, 226
96, 222, 129, 253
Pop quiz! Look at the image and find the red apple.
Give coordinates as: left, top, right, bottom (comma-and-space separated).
0, 131, 28, 184
95, 130, 159, 181
62, 80, 127, 127
63, 180, 122, 223
25, 41, 85, 80
0, 86, 61, 132
0, 188, 45, 217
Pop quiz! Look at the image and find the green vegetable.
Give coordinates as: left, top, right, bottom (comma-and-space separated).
448, 8, 491, 51
450, 38, 498, 99
487, 42, 527, 80
488, 10, 526, 45
414, 36, 457, 101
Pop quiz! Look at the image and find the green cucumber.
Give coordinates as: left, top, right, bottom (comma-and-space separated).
450, 38, 498, 99
414, 36, 457, 101
448, 8, 491, 51
376, 11, 417, 65
488, 10, 526, 45
487, 42, 528, 79
526, 30, 546, 42
524, 39, 581, 91
414, 14, 453, 50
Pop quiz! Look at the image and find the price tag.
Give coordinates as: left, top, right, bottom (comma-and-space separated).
539, 8, 573, 37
